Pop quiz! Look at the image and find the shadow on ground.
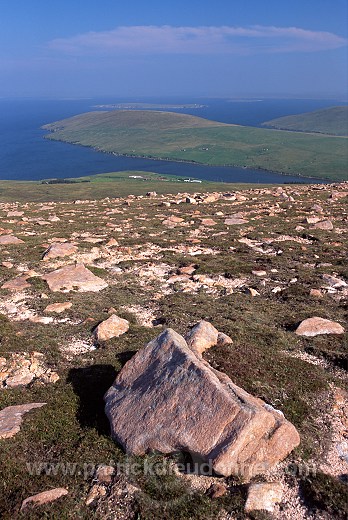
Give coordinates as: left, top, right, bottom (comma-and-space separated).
68, 364, 117, 435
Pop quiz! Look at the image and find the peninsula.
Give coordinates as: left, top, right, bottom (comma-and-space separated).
43, 110, 348, 181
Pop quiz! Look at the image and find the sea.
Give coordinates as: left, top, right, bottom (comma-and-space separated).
0, 97, 346, 183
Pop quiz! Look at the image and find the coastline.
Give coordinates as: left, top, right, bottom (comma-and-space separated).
43, 134, 330, 183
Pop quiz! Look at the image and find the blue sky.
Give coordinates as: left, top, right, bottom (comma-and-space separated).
0, 0, 347, 99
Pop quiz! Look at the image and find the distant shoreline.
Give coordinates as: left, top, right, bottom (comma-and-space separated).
43, 134, 329, 183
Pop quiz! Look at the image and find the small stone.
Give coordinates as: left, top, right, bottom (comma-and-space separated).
20, 488, 68, 511
6, 368, 35, 387
2, 261, 14, 269
305, 216, 321, 224
200, 218, 217, 226
206, 483, 227, 499
106, 238, 118, 247
0, 403, 46, 439
295, 317, 345, 337
44, 302, 72, 313
94, 314, 129, 341
313, 220, 334, 230
246, 288, 260, 297
85, 484, 106, 506
96, 465, 115, 484
245, 482, 283, 512
224, 217, 248, 225
252, 270, 267, 277
309, 289, 323, 298
186, 320, 232, 356
178, 264, 196, 275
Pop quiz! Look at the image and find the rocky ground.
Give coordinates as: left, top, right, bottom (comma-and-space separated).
0, 182, 347, 519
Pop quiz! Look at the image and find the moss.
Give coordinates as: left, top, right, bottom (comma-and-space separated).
300, 472, 348, 519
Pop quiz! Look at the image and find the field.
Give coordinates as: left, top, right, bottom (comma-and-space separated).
263, 106, 348, 137
43, 110, 348, 181
0, 171, 265, 203
0, 180, 347, 519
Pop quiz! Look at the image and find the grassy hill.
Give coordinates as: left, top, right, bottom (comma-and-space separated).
43, 110, 348, 181
262, 106, 348, 136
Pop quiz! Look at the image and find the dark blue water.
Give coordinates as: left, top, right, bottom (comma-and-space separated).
0, 97, 345, 183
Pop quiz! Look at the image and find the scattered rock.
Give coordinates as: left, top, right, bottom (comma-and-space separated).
224, 217, 248, 225
20, 488, 68, 511
105, 328, 300, 479
0, 235, 24, 245
5, 368, 35, 387
200, 218, 217, 226
206, 482, 228, 499
252, 270, 267, 277
1, 275, 31, 291
96, 465, 115, 484
43, 263, 108, 292
2, 261, 14, 269
0, 403, 46, 439
295, 317, 345, 337
44, 302, 72, 313
245, 482, 283, 512
309, 289, 323, 298
322, 274, 347, 288
313, 220, 334, 230
42, 242, 78, 260
0, 352, 59, 388
246, 287, 260, 297
186, 320, 233, 356
86, 484, 107, 505
94, 314, 129, 341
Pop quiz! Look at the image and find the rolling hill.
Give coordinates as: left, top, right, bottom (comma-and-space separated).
262, 106, 348, 136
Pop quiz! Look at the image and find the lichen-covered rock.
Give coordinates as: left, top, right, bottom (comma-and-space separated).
105, 328, 300, 479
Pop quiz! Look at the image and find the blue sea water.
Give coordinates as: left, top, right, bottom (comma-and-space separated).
0, 97, 346, 183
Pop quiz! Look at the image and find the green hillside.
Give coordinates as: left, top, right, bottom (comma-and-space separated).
43, 110, 348, 181
262, 106, 348, 136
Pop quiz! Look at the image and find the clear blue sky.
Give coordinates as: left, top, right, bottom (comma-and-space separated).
0, 0, 347, 99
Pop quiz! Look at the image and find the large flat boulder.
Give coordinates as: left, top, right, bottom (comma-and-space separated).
42, 242, 78, 260
42, 263, 108, 292
105, 329, 300, 479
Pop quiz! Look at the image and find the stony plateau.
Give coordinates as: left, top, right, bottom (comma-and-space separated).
0, 181, 347, 519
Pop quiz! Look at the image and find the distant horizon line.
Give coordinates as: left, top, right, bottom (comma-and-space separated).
1, 94, 348, 102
